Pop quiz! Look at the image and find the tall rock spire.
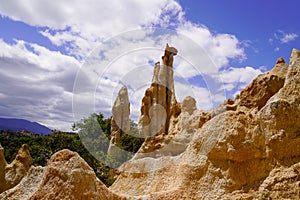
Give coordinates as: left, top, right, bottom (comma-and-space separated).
138, 44, 181, 153
110, 86, 130, 144
107, 86, 130, 159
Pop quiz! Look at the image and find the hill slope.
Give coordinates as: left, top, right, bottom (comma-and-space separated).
0, 118, 51, 135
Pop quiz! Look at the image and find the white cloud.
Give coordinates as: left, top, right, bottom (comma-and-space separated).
174, 81, 213, 110
0, 1, 250, 131
220, 66, 261, 84
39, 29, 76, 46
259, 65, 268, 72
274, 30, 298, 44
280, 33, 298, 43
0, 39, 80, 130
217, 66, 262, 95
0, 0, 183, 30
0, 0, 245, 64
176, 22, 245, 70
0, 0, 183, 58
219, 83, 235, 91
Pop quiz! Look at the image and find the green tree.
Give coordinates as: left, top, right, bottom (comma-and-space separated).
0, 129, 116, 186
72, 113, 111, 161
117, 120, 144, 153
1, 113, 145, 187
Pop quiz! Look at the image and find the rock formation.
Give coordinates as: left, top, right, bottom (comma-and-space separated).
29, 150, 124, 200
137, 44, 181, 156
0, 144, 31, 193
1, 47, 300, 200
109, 48, 300, 199
108, 86, 130, 159
161, 43, 178, 67
0, 149, 126, 200
110, 86, 131, 144
0, 166, 45, 199
0, 144, 7, 192
238, 56, 288, 111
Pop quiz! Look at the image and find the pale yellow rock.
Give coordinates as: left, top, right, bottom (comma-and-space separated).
0, 144, 7, 192
0, 144, 32, 193
238, 56, 289, 111
161, 43, 178, 67
0, 166, 45, 200
111, 86, 130, 144
108, 86, 131, 162
110, 48, 300, 199
181, 96, 197, 115
137, 44, 180, 155
259, 48, 300, 164
290, 47, 300, 65
30, 149, 125, 200
257, 162, 300, 199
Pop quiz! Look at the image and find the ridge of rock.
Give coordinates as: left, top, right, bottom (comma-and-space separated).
110, 48, 300, 199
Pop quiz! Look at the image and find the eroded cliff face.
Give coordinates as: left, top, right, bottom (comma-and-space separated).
1, 48, 300, 200
110, 48, 300, 199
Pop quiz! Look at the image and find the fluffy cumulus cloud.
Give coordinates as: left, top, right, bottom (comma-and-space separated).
174, 81, 213, 110
219, 66, 262, 97
0, 0, 183, 57
176, 22, 245, 69
0, 1, 258, 130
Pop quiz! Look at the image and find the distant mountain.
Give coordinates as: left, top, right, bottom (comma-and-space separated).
0, 118, 52, 135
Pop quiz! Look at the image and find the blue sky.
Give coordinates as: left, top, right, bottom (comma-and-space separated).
179, 0, 300, 68
0, 1, 299, 131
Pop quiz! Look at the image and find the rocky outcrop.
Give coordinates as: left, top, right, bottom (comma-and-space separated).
110, 86, 130, 144
257, 162, 300, 199
108, 86, 130, 159
0, 166, 45, 200
0, 144, 31, 193
110, 48, 300, 199
134, 96, 201, 158
0, 144, 7, 192
137, 44, 181, 156
30, 150, 124, 200
161, 43, 178, 67
238, 56, 288, 111
259, 48, 300, 165
0, 148, 125, 200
